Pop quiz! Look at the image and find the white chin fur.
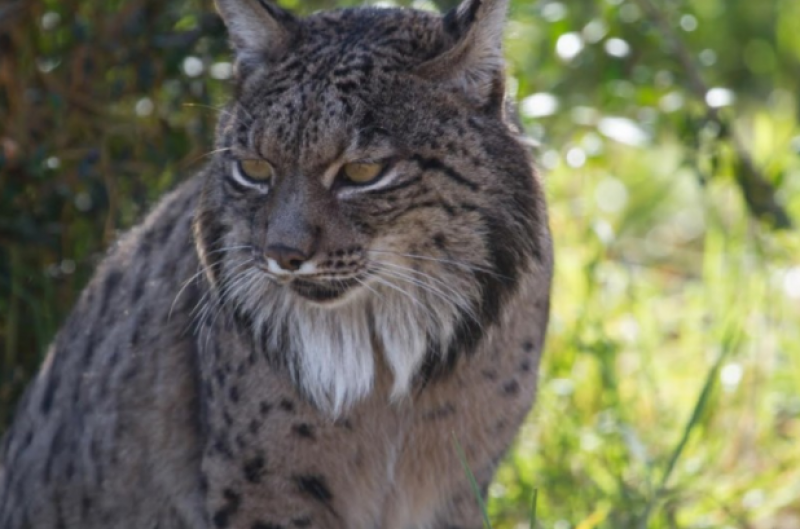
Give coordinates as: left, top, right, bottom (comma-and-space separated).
240, 277, 466, 418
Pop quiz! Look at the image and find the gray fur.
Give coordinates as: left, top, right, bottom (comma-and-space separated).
0, 0, 553, 527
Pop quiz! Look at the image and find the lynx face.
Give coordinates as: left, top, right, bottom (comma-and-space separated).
194, 0, 545, 415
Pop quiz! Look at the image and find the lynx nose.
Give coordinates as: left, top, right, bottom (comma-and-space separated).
265, 244, 309, 272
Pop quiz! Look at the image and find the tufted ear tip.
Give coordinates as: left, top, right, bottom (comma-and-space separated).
444, 0, 509, 38
418, 0, 510, 110
215, 0, 299, 67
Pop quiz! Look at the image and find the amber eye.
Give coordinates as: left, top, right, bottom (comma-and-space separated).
341, 162, 384, 185
236, 159, 274, 183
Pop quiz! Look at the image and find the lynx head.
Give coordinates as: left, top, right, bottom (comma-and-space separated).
193, 0, 547, 415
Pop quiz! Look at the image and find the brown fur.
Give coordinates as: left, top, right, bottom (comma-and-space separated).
0, 1, 552, 527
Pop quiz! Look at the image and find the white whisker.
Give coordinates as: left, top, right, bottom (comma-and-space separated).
368, 274, 437, 323
191, 259, 254, 342
366, 249, 507, 279
373, 264, 477, 323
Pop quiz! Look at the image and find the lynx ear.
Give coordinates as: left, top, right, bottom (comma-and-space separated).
215, 0, 299, 64
417, 0, 508, 110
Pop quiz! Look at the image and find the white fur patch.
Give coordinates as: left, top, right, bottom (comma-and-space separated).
228, 260, 477, 417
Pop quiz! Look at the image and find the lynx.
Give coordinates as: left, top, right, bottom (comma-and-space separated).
0, 0, 552, 527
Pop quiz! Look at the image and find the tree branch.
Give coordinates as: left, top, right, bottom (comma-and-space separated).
634, 0, 792, 229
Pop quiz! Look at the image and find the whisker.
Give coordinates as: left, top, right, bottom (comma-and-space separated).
203, 245, 254, 257
180, 146, 234, 171
200, 146, 233, 159
190, 260, 253, 337
209, 263, 255, 319
170, 268, 210, 321
374, 265, 477, 322
202, 267, 258, 351
188, 257, 250, 319
366, 249, 508, 279
229, 101, 255, 122
368, 274, 436, 322
182, 103, 238, 120
170, 249, 253, 320
182, 102, 255, 129
353, 276, 383, 300
375, 261, 473, 304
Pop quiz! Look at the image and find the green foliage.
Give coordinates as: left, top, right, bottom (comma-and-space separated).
1, 0, 799, 527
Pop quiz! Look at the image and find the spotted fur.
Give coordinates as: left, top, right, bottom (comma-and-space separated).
0, 1, 552, 527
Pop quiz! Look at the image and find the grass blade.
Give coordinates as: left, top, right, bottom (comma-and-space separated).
638, 327, 741, 528
453, 433, 493, 529
530, 488, 538, 529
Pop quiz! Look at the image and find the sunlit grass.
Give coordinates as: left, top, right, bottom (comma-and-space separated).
487, 113, 800, 528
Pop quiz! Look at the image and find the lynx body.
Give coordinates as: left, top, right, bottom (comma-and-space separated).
0, 0, 552, 527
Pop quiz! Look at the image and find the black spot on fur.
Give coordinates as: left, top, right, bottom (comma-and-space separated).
293, 423, 315, 439
156, 220, 177, 245
279, 399, 295, 413
212, 437, 234, 460
249, 419, 262, 435
22, 430, 33, 449
99, 269, 123, 315
481, 368, 497, 381
252, 522, 284, 529
336, 419, 354, 430
422, 403, 456, 421
44, 423, 66, 484
502, 380, 520, 396
335, 80, 359, 94
81, 495, 92, 517
138, 226, 157, 257
82, 327, 100, 368
40, 373, 60, 414
131, 277, 146, 304
65, 460, 75, 480
55, 507, 66, 529
130, 307, 150, 347
212, 488, 242, 528
295, 475, 333, 504
243, 455, 266, 483
292, 517, 312, 528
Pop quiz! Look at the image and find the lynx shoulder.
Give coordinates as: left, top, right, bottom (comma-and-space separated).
0, 0, 553, 527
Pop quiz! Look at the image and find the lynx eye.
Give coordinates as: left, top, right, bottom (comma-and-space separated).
234, 159, 274, 184
341, 162, 384, 185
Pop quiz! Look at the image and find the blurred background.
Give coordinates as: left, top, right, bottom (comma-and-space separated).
1, 0, 798, 527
